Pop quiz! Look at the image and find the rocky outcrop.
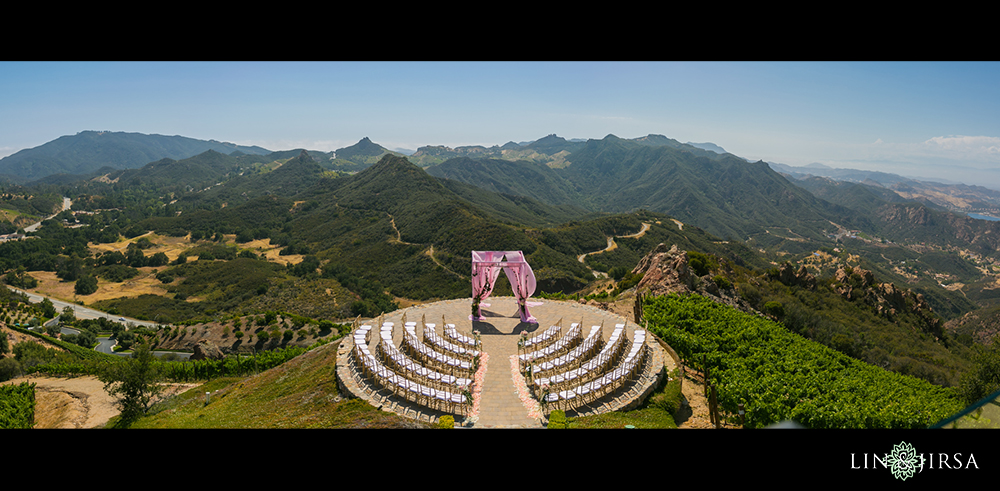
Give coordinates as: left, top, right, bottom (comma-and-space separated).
831, 265, 943, 339
630, 243, 754, 314
190, 339, 225, 361
632, 243, 697, 295
776, 262, 816, 290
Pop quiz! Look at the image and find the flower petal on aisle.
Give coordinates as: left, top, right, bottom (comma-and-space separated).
510, 354, 542, 419
468, 351, 488, 419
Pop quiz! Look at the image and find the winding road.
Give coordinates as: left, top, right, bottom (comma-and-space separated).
577, 222, 652, 277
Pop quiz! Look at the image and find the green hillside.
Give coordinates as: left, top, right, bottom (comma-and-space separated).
426, 157, 584, 208
126, 342, 428, 429
0, 131, 270, 182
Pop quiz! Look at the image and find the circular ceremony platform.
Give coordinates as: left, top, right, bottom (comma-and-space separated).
336, 296, 669, 428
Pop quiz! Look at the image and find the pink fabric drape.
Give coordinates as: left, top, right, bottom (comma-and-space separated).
471, 251, 537, 323
472, 251, 503, 310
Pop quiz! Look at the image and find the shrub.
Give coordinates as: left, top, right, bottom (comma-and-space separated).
649, 369, 683, 416
712, 275, 731, 290
547, 410, 567, 429
763, 301, 785, 319
687, 251, 717, 277
437, 415, 455, 429
0, 358, 22, 382
609, 266, 629, 281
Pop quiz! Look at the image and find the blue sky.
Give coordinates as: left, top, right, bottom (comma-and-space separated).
3, 61, 1000, 188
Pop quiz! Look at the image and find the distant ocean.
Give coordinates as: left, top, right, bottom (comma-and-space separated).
967, 212, 1000, 222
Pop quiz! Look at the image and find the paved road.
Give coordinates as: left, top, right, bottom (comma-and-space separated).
10, 286, 190, 360
23, 197, 72, 232
11, 287, 164, 330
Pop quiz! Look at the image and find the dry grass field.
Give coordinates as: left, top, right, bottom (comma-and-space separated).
27, 232, 303, 305
28, 270, 168, 304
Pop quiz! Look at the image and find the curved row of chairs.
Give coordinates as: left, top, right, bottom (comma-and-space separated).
350, 315, 650, 418
528, 323, 603, 377
531, 323, 627, 391
401, 322, 476, 372
444, 323, 480, 350
376, 326, 473, 393
518, 322, 582, 367
536, 325, 650, 413
423, 323, 480, 360
351, 324, 469, 415
521, 323, 560, 352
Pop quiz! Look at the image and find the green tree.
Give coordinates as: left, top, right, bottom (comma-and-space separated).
39, 298, 56, 318
0, 358, 21, 382
960, 341, 1000, 404
75, 275, 98, 295
60, 305, 76, 325
98, 340, 164, 427
45, 322, 60, 337
4, 267, 37, 289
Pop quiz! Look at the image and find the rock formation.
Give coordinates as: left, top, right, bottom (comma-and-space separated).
831, 265, 943, 339
776, 262, 816, 290
630, 243, 754, 314
190, 339, 225, 361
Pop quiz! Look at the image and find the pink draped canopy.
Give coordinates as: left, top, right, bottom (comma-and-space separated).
471, 251, 537, 323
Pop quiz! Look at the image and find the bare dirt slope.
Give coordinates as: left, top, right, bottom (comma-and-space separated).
2, 375, 198, 429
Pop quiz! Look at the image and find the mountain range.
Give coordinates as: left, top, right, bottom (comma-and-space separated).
8, 130, 1000, 312
769, 161, 1000, 213
9, 129, 1000, 391
0, 131, 271, 183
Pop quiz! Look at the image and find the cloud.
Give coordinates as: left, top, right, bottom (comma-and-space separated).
924, 135, 1000, 155
873, 138, 883, 144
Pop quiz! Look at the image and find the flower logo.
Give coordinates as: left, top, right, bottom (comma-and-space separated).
885, 441, 921, 481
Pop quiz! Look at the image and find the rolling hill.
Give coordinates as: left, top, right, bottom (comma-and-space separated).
0, 131, 270, 183
429, 134, 863, 249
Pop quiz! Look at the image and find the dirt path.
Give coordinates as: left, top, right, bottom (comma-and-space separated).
675, 373, 721, 429
387, 214, 418, 246
425, 245, 466, 279
1, 375, 199, 429
577, 223, 652, 278
578, 222, 652, 263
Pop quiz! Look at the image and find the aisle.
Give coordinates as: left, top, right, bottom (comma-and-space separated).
474, 325, 541, 428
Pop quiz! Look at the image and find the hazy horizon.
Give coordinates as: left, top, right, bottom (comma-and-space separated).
3, 61, 999, 190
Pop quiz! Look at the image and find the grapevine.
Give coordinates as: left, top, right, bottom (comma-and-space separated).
644, 294, 964, 429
